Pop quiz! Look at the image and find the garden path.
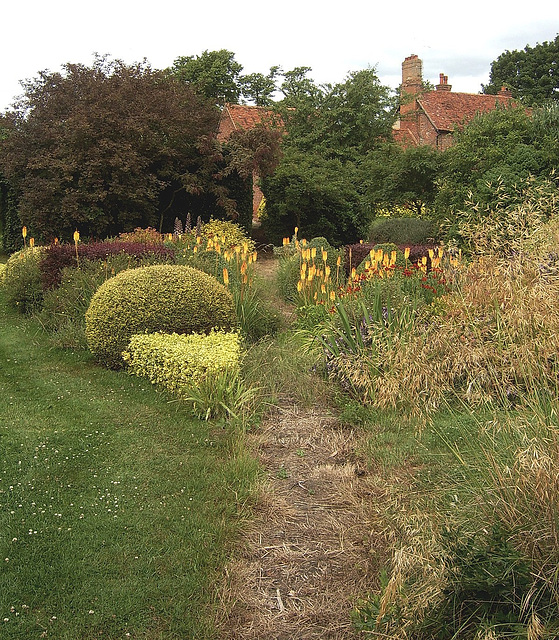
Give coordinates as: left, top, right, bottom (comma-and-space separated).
217, 258, 391, 639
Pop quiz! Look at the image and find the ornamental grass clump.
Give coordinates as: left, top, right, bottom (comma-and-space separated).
340, 253, 559, 414
360, 409, 559, 639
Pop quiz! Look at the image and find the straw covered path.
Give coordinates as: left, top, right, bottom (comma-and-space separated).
217, 256, 394, 639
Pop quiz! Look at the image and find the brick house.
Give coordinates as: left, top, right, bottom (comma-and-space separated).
393, 54, 515, 150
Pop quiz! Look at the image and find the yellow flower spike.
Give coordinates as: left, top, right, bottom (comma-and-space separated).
193, 245, 198, 254
428, 249, 434, 260
321, 284, 326, 294
359, 239, 364, 244
301, 262, 307, 274
365, 260, 371, 270
54, 237, 59, 245
313, 292, 318, 300
383, 254, 389, 268
390, 250, 397, 265
240, 262, 247, 275
234, 245, 241, 255
325, 265, 331, 278
322, 250, 328, 262
301, 238, 307, 247
300, 270, 306, 281
283, 237, 289, 246
311, 247, 317, 259
294, 227, 298, 237
351, 267, 356, 280
73, 230, 80, 244
196, 236, 202, 245
404, 247, 410, 260
223, 268, 229, 285
337, 256, 342, 267
329, 290, 336, 302
22, 226, 27, 239
29, 237, 35, 248
297, 280, 303, 292
421, 256, 427, 266
438, 247, 444, 259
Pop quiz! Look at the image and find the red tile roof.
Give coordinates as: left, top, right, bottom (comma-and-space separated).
217, 104, 280, 142
418, 91, 515, 132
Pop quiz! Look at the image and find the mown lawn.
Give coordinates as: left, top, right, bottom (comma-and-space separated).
0, 292, 260, 639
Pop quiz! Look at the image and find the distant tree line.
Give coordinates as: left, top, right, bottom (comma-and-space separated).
0, 37, 557, 252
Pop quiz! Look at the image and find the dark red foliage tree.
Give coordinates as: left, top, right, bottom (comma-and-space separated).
0, 56, 223, 241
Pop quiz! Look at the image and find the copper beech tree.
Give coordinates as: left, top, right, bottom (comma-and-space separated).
0, 56, 231, 241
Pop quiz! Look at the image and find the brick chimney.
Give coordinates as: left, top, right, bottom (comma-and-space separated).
402, 54, 423, 95
400, 54, 423, 120
498, 86, 513, 97
436, 73, 452, 91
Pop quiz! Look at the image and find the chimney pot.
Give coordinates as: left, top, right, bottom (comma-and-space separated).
436, 73, 452, 91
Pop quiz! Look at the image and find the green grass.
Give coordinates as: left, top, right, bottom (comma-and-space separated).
0, 293, 260, 639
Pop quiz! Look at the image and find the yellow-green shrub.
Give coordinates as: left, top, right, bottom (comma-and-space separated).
2, 246, 45, 313
201, 219, 255, 252
85, 264, 236, 368
122, 330, 241, 394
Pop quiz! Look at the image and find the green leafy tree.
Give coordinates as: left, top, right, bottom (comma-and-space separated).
275, 67, 396, 160
169, 49, 243, 105
261, 149, 365, 246
262, 67, 396, 244
0, 56, 224, 241
240, 66, 281, 106
483, 35, 559, 105
360, 143, 444, 216
433, 104, 559, 245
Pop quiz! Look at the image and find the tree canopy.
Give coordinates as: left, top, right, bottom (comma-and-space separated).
169, 49, 244, 105
260, 66, 398, 244
0, 56, 226, 241
433, 103, 559, 245
483, 35, 559, 105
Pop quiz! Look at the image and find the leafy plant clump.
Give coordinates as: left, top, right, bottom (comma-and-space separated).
123, 330, 241, 392
2, 246, 45, 313
199, 218, 256, 252
369, 216, 439, 246
85, 264, 236, 368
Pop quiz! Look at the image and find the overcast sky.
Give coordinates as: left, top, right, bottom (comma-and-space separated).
1, 0, 557, 111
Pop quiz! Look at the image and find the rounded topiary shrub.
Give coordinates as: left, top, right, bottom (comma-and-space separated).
368, 217, 439, 245
85, 264, 236, 369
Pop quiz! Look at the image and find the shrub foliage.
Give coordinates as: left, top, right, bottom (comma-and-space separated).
85, 264, 236, 368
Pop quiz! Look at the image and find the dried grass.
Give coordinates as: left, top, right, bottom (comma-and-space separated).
216, 404, 399, 639
332, 254, 559, 415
